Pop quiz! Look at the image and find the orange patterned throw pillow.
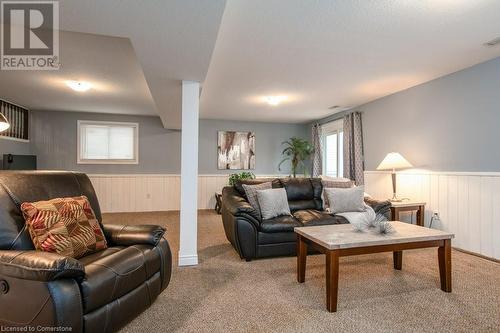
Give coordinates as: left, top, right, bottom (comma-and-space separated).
21, 196, 107, 259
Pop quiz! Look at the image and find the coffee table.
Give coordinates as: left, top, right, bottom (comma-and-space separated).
294, 222, 454, 312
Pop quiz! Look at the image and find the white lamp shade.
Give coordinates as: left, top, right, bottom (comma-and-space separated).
376, 152, 413, 171
0, 113, 10, 132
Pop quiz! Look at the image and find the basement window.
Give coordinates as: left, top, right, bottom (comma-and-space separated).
77, 120, 139, 164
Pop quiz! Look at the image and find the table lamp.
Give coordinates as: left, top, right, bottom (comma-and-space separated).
376, 152, 413, 202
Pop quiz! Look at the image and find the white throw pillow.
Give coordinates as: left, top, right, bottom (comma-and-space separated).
256, 188, 291, 220
324, 186, 366, 214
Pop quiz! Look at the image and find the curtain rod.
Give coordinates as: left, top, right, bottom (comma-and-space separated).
314, 110, 362, 126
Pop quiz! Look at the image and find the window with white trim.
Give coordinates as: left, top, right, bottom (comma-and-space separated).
322, 119, 343, 178
78, 121, 139, 164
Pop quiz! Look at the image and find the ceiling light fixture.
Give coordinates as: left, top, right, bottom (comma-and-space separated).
484, 37, 500, 47
264, 95, 287, 106
66, 80, 92, 92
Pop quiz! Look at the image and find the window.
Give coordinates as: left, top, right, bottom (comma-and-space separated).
78, 121, 138, 164
322, 120, 343, 178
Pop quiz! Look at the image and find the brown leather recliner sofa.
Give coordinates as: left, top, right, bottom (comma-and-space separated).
0, 171, 172, 332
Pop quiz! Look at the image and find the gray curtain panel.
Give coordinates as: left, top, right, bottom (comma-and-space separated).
311, 123, 323, 177
343, 112, 364, 185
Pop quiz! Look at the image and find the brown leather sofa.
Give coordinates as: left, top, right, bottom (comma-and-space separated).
0, 171, 172, 332
222, 178, 390, 261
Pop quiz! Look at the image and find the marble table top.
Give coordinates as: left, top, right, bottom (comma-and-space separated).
295, 222, 454, 250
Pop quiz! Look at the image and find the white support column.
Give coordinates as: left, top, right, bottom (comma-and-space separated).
178, 80, 200, 266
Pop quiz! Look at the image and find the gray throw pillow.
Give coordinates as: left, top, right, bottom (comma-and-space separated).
242, 182, 272, 219
324, 186, 365, 214
256, 188, 291, 220
321, 179, 354, 209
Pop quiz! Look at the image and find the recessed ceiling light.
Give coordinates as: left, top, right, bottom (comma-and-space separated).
264, 95, 287, 106
66, 80, 92, 92
484, 36, 500, 47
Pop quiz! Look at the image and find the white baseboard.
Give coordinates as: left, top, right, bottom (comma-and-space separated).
178, 254, 199, 266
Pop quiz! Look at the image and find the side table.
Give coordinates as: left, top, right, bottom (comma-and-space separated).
215, 192, 222, 214
390, 201, 426, 227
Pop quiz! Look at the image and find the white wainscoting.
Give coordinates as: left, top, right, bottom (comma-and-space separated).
365, 171, 500, 260
89, 175, 182, 213
90, 171, 499, 260
89, 174, 279, 213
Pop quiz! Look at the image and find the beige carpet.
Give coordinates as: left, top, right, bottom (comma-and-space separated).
102, 211, 500, 333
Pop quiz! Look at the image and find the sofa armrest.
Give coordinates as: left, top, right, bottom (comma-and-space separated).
364, 197, 391, 219
0, 250, 85, 282
103, 224, 166, 247
221, 186, 261, 222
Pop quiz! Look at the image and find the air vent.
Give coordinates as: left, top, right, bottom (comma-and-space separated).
484, 37, 500, 47
328, 105, 340, 110
0, 100, 30, 141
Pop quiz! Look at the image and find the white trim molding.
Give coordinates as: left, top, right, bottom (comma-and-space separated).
178, 254, 199, 267
0, 136, 30, 143
365, 170, 500, 177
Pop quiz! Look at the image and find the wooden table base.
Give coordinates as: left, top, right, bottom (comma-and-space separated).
297, 235, 452, 312
438, 239, 452, 292
325, 250, 339, 312
393, 251, 403, 270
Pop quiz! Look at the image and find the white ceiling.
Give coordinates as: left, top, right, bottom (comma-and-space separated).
1, 1, 500, 127
200, 0, 500, 123
0, 30, 156, 115
59, 0, 226, 129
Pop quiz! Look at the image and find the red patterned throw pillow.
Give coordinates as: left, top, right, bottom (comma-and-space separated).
21, 196, 107, 259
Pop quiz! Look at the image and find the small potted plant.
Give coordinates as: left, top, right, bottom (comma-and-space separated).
228, 172, 256, 186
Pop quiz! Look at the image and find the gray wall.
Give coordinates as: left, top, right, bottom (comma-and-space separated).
199, 119, 310, 174
360, 56, 500, 172
30, 111, 181, 173
1, 110, 310, 174
0, 137, 32, 167
7, 53, 499, 174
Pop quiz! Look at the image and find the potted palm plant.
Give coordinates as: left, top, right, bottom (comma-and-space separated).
278, 137, 314, 177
